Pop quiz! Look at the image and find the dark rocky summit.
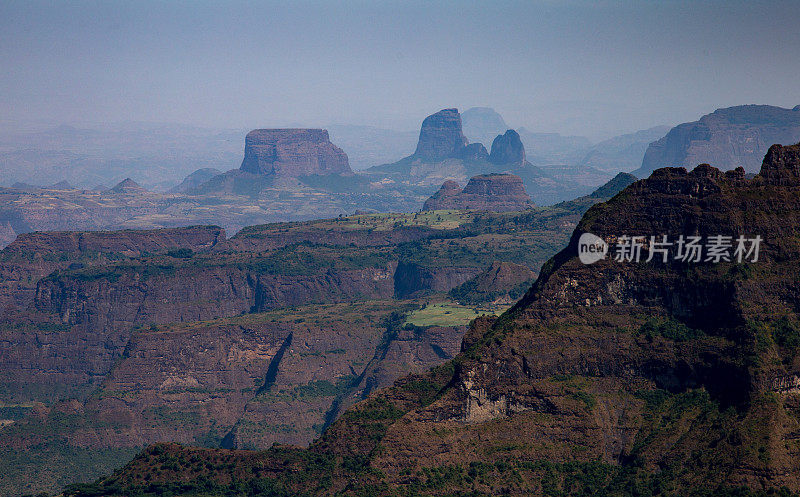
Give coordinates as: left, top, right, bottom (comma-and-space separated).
635, 104, 800, 177
239, 129, 352, 176
489, 129, 525, 166
422, 173, 534, 211
412, 108, 469, 160
759, 141, 800, 185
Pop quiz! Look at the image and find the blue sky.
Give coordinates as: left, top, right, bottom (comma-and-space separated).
1, 0, 798, 139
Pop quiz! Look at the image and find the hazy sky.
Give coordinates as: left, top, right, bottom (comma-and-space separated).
1, 0, 799, 140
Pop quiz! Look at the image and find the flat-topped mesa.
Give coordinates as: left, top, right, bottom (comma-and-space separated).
239, 129, 352, 176
489, 129, 525, 166
2, 226, 225, 258
413, 109, 469, 161
423, 173, 534, 212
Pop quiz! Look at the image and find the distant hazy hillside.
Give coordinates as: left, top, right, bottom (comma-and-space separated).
634, 104, 800, 177
579, 125, 670, 172
0, 123, 245, 191
327, 124, 417, 170
461, 107, 508, 146
516, 127, 593, 164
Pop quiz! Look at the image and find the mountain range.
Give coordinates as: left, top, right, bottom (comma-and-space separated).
57, 141, 800, 497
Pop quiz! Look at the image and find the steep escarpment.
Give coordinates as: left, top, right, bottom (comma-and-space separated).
0, 226, 224, 312
635, 104, 800, 177
33, 248, 398, 331
3, 195, 643, 495
82, 142, 800, 496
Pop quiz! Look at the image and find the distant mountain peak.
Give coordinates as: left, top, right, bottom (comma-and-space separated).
110, 178, 145, 193
461, 107, 508, 145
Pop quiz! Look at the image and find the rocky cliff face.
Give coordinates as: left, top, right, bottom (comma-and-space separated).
239, 129, 351, 176
423, 173, 534, 211
635, 104, 800, 177
0, 205, 598, 495
489, 129, 525, 166
85, 142, 800, 496
412, 109, 469, 160
33, 258, 398, 332
0, 226, 224, 313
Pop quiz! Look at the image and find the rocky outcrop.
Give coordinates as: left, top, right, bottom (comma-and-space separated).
412, 109, 468, 160
489, 129, 525, 166
635, 104, 800, 177
362, 109, 593, 205
457, 142, 489, 161
420, 180, 462, 210
239, 129, 351, 176
422, 173, 534, 211
759, 141, 800, 185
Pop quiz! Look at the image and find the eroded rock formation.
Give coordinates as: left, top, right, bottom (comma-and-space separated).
423, 173, 534, 211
